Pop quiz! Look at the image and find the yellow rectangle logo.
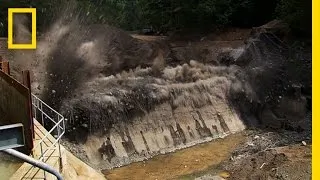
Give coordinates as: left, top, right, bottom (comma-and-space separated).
8, 8, 37, 49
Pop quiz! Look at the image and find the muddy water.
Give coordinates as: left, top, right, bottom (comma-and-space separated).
102, 132, 245, 180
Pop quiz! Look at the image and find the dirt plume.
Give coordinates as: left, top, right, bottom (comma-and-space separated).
5, 10, 311, 170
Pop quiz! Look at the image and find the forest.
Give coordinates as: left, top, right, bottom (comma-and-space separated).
0, 0, 311, 37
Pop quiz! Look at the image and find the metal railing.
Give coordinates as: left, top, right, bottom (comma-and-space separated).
31, 94, 65, 178
3, 149, 63, 180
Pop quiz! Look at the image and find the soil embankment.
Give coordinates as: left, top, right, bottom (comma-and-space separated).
0, 8, 311, 175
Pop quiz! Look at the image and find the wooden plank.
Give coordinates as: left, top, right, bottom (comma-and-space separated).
0, 66, 33, 154
0, 70, 29, 96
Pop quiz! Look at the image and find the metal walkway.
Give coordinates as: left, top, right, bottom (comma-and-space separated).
10, 94, 66, 180
0, 57, 66, 179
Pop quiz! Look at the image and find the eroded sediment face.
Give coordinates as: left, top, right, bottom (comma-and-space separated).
82, 103, 245, 169
4, 13, 255, 169
59, 62, 248, 169
5, 2, 306, 170
89, 102, 245, 167
5, 11, 246, 169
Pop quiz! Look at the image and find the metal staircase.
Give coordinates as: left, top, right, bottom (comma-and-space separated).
0, 57, 66, 179
15, 94, 66, 179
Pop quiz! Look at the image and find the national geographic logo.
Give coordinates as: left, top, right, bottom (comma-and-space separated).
7, 8, 36, 49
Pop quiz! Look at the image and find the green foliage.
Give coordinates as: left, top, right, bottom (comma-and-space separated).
275, 0, 311, 37
0, 0, 28, 36
0, 0, 62, 36
0, 0, 311, 37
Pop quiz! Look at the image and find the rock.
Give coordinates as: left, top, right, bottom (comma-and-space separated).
195, 175, 225, 180
302, 141, 307, 146
219, 171, 230, 178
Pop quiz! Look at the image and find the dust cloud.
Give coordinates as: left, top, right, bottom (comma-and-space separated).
9, 1, 307, 169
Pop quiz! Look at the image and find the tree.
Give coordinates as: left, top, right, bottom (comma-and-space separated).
0, 0, 311, 37
276, 0, 311, 37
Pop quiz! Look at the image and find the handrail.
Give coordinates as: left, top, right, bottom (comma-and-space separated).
31, 94, 65, 148
33, 117, 64, 150
38, 133, 64, 161
3, 149, 63, 180
30, 93, 66, 179
31, 95, 64, 116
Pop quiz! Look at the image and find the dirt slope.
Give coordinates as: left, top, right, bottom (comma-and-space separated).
1, 10, 311, 173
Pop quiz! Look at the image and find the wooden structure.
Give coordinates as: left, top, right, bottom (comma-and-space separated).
0, 56, 34, 154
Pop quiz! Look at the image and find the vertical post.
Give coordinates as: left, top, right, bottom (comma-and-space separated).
0, 56, 2, 70
41, 103, 44, 126
1, 61, 10, 75
22, 70, 35, 141
40, 141, 46, 179
0, 56, 10, 75
57, 114, 63, 172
